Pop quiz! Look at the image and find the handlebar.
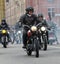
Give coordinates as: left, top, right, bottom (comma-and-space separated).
36, 23, 42, 27
23, 25, 30, 29
23, 23, 42, 28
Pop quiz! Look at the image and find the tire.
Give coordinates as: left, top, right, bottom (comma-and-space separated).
27, 50, 32, 56
3, 36, 7, 48
34, 39, 39, 58
44, 42, 47, 51
26, 44, 32, 56
11, 37, 14, 44
43, 36, 47, 51
3, 42, 7, 48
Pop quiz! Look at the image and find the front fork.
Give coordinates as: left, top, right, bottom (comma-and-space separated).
27, 36, 39, 51
42, 34, 47, 44
31, 36, 39, 50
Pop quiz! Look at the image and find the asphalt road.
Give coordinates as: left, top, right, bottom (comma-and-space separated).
0, 44, 60, 64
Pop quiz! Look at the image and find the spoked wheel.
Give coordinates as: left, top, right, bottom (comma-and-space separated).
3, 42, 7, 48
34, 39, 39, 58
2, 36, 7, 48
42, 36, 47, 51
26, 44, 32, 56
27, 50, 32, 56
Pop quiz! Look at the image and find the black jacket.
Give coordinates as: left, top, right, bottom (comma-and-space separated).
37, 19, 48, 27
1, 22, 10, 30
19, 14, 38, 26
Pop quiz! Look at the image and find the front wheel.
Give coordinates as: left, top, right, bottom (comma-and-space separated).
3, 42, 7, 48
2, 36, 7, 48
27, 50, 32, 56
34, 39, 39, 58
26, 44, 32, 56
43, 36, 47, 51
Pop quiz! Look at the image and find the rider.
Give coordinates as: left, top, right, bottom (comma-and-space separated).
37, 13, 48, 26
1, 18, 10, 42
37, 13, 50, 44
19, 6, 38, 48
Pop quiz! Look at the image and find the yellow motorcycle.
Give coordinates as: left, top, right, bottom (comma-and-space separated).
1, 29, 9, 48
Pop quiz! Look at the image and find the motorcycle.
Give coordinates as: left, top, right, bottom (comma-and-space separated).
0, 29, 10, 48
38, 24, 49, 51
16, 30, 23, 44
23, 24, 41, 58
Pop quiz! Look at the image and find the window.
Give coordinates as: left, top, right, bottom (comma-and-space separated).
48, 0, 54, 2
6, 0, 9, 2
48, 8, 55, 19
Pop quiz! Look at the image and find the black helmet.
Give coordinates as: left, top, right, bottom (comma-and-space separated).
1, 18, 6, 23
38, 13, 43, 18
26, 7, 34, 13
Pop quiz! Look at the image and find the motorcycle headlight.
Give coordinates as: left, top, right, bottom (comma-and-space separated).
18, 31, 21, 34
2, 30, 7, 34
8, 31, 10, 34
31, 26, 37, 32
41, 26, 46, 31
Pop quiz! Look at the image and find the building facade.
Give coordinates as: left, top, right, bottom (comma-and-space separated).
5, 0, 26, 26
26, 0, 60, 26
0, 0, 5, 22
